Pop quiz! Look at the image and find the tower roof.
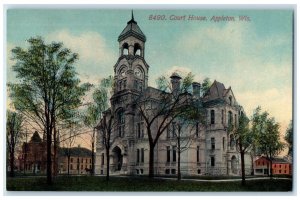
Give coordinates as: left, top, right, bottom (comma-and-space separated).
118, 11, 146, 42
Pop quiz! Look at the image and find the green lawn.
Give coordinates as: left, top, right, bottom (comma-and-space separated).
6, 175, 293, 192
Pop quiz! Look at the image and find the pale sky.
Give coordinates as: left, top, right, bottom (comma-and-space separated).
6, 9, 293, 152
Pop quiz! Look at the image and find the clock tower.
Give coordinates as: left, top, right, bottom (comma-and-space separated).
112, 11, 149, 97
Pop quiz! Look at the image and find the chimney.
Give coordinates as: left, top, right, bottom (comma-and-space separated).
192, 82, 201, 98
170, 72, 182, 96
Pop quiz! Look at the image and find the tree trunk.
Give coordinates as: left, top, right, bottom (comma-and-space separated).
148, 143, 155, 178
241, 150, 245, 186
10, 141, 15, 177
106, 147, 110, 181
67, 154, 70, 175
46, 128, 53, 185
177, 136, 181, 181
91, 128, 95, 176
270, 159, 273, 178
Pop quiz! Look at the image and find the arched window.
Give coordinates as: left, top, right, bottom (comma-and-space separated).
122, 43, 129, 55
134, 43, 141, 56
117, 110, 125, 137
228, 111, 233, 126
230, 134, 235, 150
210, 110, 215, 124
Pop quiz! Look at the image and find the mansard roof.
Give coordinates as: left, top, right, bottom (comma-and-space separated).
118, 13, 146, 42
59, 147, 92, 157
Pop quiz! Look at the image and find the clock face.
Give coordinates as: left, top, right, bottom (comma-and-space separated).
134, 68, 142, 78
120, 68, 126, 77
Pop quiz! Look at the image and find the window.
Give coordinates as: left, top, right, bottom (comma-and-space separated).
118, 110, 125, 137
81, 158, 83, 163
167, 146, 170, 162
122, 43, 129, 55
197, 146, 200, 163
211, 137, 215, 150
222, 109, 224, 124
195, 122, 199, 137
134, 43, 141, 56
228, 111, 233, 126
211, 156, 215, 167
210, 110, 215, 124
134, 80, 138, 90
172, 146, 176, 162
71, 158, 73, 163
123, 80, 127, 89
230, 134, 235, 150
165, 169, 170, 174
141, 148, 144, 163
171, 169, 176, 174
198, 169, 201, 174
172, 122, 176, 138
70, 164, 73, 170
137, 122, 144, 138
137, 149, 140, 163
222, 137, 226, 151
101, 153, 104, 165
235, 114, 237, 127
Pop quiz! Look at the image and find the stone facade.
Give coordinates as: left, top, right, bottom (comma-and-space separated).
95, 14, 252, 176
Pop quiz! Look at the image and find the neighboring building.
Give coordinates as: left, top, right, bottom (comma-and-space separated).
58, 147, 93, 175
95, 13, 252, 176
254, 156, 292, 176
18, 131, 47, 174
18, 131, 93, 175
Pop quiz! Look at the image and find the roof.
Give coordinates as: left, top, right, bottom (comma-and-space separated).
59, 147, 92, 157
203, 80, 226, 101
255, 156, 290, 164
30, 131, 42, 143
118, 12, 146, 42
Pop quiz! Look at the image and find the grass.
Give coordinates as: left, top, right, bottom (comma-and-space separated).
6, 175, 293, 192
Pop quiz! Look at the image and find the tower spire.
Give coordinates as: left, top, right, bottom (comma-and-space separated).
131, 10, 134, 21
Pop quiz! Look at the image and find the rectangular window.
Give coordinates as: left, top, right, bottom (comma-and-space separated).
141, 148, 144, 163
211, 110, 215, 124
197, 146, 200, 163
172, 122, 176, 138
222, 110, 224, 124
211, 156, 215, 167
71, 158, 73, 163
172, 146, 176, 162
137, 123, 141, 138
101, 153, 104, 165
70, 164, 73, 170
211, 137, 215, 150
137, 149, 140, 163
167, 146, 170, 162
235, 114, 237, 127
195, 122, 199, 137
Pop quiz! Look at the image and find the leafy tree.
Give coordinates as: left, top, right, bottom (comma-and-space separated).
8, 37, 91, 184
6, 110, 24, 177
233, 113, 253, 185
201, 77, 212, 96
284, 120, 293, 156
84, 76, 114, 178
135, 72, 203, 178
251, 107, 284, 177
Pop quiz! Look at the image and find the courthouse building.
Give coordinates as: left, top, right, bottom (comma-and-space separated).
95, 13, 252, 176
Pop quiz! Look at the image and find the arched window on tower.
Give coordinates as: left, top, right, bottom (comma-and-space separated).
117, 109, 125, 137
134, 43, 141, 56
122, 43, 129, 55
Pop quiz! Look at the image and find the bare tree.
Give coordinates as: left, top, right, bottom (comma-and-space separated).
6, 110, 24, 177
133, 72, 203, 177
